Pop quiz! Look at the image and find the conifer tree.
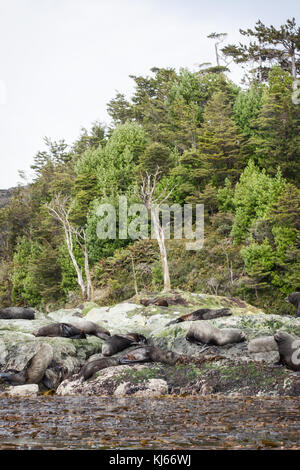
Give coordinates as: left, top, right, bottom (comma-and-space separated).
198, 91, 243, 186
250, 67, 300, 184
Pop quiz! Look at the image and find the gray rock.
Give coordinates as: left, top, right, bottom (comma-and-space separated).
6, 384, 39, 398
114, 378, 168, 397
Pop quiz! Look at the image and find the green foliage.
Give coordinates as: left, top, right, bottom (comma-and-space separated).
58, 240, 83, 295
222, 18, 300, 80
72, 122, 106, 156
151, 262, 164, 289
241, 239, 275, 278
96, 122, 147, 198
267, 183, 300, 230
197, 90, 244, 186
2, 37, 300, 312
137, 142, 174, 175
217, 178, 235, 212
11, 238, 32, 305
85, 197, 132, 265
71, 146, 102, 225
272, 226, 297, 262
230, 161, 286, 242
233, 84, 264, 139
250, 67, 300, 184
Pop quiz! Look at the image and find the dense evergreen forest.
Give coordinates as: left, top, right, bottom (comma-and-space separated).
1, 18, 300, 315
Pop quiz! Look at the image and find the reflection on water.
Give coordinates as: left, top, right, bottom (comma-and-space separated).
0, 395, 299, 449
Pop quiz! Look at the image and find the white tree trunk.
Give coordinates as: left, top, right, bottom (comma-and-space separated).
63, 222, 86, 299
82, 232, 94, 302
151, 207, 171, 292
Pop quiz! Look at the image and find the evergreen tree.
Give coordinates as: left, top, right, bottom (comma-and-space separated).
250, 67, 300, 184
198, 91, 243, 186
222, 18, 300, 80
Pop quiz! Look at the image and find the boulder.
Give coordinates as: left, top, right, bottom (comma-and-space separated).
5, 384, 39, 398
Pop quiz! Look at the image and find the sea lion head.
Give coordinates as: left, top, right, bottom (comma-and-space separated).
274, 330, 292, 345
218, 308, 232, 316
125, 333, 148, 344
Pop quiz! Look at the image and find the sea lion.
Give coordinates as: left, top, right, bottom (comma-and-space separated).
166, 308, 232, 326
79, 357, 120, 381
0, 343, 53, 385
248, 336, 278, 353
0, 307, 35, 320
186, 321, 246, 346
274, 330, 300, 371
140, 298, 169, 307
119, 346, 195, 366
69, 320, 110, 340
34, 323, 86, 339
119, 346, 153, 364
42, 361, 69, 390
119, 345, 222, 367
285, 292, 300, 317
102, 333, 148, 356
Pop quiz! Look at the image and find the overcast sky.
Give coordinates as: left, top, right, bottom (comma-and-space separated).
0, 0, 298, 188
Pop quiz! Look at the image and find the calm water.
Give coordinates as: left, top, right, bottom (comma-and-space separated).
0, 396, 299, 450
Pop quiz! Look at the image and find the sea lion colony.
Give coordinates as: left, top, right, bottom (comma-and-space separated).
0, 298, 300, 387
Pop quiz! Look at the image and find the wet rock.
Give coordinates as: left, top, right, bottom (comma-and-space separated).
0, 309, 105, 390
1, 291, 300, 396
6, 384, 39, 398
56, 364, 145, 396
114, 378, 168, 397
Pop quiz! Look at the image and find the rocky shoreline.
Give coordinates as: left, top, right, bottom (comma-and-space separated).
0, 291, 300, 398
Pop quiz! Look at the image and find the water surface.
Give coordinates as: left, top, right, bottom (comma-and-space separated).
0, 396, 299, 449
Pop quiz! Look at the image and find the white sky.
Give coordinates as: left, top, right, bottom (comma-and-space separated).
0, 0, 299, 188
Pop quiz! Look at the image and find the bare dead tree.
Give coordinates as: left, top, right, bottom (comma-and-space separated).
220, 239, 234, 287
207, 32, 229, 67
46, 194, 94, 301
130, 253, 139, 298
137, 168, 174, 292
75, 227, 94, 302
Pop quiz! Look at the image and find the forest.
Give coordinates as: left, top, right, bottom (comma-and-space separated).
1, 18, 300, 315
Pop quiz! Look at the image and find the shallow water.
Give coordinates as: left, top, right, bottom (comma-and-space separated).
0, 396, 299, 450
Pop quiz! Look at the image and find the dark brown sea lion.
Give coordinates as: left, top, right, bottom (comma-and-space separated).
186, 321, 246, 346
102, 333, 148, 356
41, 361, 69, 390
248, 336, 278, 353
285, 292, 300, 317
0, 343, 53, 385
119, 345, 222, 367
34, 323, 86, 339
166, 308, 232, 326
79, 357, 120, 381
274, 331, 300, 371
140, 298, 169, 307
69, 320, 110, 340
0, 307, 35, 320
